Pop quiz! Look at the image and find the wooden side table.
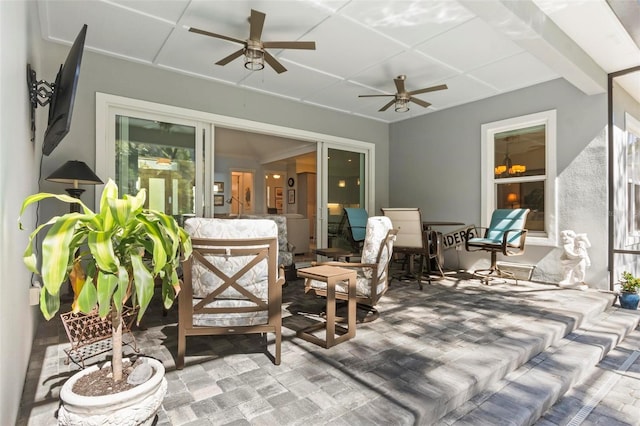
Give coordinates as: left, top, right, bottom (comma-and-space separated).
297, 265, 357, 348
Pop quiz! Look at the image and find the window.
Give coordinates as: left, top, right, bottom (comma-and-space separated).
481, 110, 557, 246
626, 113, 640, 240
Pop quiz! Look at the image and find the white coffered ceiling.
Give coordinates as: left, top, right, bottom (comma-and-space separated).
35, 0, 640, 126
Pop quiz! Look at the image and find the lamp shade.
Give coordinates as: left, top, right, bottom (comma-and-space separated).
46, 160, 103, 188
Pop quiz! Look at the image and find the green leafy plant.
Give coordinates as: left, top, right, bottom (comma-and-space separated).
620, 271, 640, 293
19, 179, 192, 382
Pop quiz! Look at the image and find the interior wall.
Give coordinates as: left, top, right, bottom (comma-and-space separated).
0, 2, 43, 424
37, 41, 389, 224
389, 78, 609, 289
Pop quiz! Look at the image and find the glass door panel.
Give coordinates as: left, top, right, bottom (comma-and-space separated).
115, 115, 198, 225
326, 147, 366, 249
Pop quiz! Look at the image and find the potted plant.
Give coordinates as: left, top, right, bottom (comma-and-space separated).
19, 178, 192, 425
619, 271, 640, 310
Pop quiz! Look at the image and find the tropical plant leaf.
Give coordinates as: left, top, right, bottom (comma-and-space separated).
40, 217, 81, 295
69, 261, 86, 313
97, 272, 118, 317
88, 230, 119, 273
112, 266, 130, 313
77, 276, 98, 314
40, 288, 61, 321
138, 216, 168, 274
131, 254, 154, 323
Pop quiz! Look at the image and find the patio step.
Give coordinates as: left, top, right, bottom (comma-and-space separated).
437, 305, 640, 426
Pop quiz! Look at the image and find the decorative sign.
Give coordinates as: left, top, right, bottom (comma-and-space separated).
442, 225, 477, 250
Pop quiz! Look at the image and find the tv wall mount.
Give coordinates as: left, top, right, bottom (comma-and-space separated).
26, 63, 57, 142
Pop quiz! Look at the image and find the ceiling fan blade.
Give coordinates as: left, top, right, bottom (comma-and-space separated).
379, 99, 396, 112
263, 41, 316, 50
263, 50, 287, 73
394, 77, 406, 94
215, 48, 245, 66
358, 94, 395, 98
249, 9, 266, 41
410, 97, 431, 108
408, 84, 448, 96
189, 27, 245, 45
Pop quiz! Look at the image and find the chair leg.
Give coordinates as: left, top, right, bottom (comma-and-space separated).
472, 251, 499, 284
177, 328, 186, 370
473, 251, 518, 285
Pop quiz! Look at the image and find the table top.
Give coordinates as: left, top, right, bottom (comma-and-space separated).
297, 265, 356, 280
314, 247, 354, 257
423, 221, 465, 228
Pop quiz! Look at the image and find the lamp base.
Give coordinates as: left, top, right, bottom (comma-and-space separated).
65, 188, 85, 213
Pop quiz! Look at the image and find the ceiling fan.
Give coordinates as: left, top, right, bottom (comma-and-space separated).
188, 9, 316, 74
359, 75, 448, 112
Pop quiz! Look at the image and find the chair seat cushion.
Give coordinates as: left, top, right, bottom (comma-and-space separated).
468, 237, 520, 249
192, 299, 268, 327
467, 237, 502, 246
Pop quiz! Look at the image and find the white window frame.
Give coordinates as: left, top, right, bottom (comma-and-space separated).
625, 112, 640, 242
481, 109, 557, 246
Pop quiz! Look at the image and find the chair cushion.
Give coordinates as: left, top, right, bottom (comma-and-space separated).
192, 299, 268, 327
485, 209, 529, 246
184, 218, 278, 300
361, 216, 393, 279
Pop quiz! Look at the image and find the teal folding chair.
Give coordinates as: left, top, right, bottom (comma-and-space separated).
465, 209, 530, 284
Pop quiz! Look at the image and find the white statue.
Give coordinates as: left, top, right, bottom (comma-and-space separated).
559, 230, 591, 286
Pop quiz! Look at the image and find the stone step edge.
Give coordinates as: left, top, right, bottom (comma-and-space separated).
426, 289, 617, 422
399, 289, 616, 425
440, 306, 640, 426
536, 320, 640, 425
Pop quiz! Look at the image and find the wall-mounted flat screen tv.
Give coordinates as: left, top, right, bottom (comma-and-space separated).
42, 24, 87, 156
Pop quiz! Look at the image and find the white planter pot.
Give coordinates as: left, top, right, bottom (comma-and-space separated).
58, 357, 167, 426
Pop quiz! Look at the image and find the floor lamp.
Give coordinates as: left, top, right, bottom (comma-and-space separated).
46, 160, 103, 213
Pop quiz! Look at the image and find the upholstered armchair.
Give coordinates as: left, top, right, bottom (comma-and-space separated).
177, 218, 285, 368
304, 216, 397, 322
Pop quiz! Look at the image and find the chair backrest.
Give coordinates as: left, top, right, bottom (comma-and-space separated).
380, 207, 423, 249
183, 218, 280, 300
344, 208, 369, 244
486, 209, 530, 246
239, 214, 292, 266
360, 216, 396, 289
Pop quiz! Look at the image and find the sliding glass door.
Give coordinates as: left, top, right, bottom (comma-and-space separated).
96, 104, 211, 223
319, 144, 372, 249
97, 94, 375, 251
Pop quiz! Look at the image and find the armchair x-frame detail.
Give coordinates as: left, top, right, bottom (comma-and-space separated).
178, 222, 284, 369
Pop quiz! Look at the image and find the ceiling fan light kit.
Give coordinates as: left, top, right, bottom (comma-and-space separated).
394, 97, 410, 113
244, 46, 264, 71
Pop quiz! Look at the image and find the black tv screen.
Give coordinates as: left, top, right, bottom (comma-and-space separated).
42, 24, 87, 156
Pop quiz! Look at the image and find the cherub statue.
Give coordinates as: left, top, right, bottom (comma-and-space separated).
559, 230, 591, 286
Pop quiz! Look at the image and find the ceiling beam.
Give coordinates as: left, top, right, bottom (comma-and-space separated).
460, 0, 607, 95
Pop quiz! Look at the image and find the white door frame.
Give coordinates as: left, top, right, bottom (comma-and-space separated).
96, 93, 376, 242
